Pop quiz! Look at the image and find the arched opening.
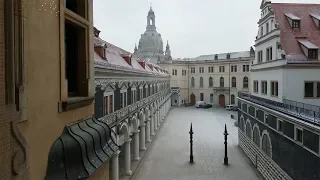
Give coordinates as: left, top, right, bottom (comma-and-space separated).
243, 76, 249, 88
262, 133, 272, 157
210, 93, 213, 104
232, 77, 236, 88
239, 117, 245, 132
200, 77, 203, 87
231, 94, 235, 104
190, 93, 196, 105
218, 94, 225, 107
191, 77, 195, 87
253, 126, 260, 146
171, 92, 179, 106
245, 121, 252, 139
220, 77, 224, 87
200, 93, 204, 101
209, 77, 213, 87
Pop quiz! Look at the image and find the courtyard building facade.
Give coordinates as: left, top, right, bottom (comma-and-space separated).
238, 1, 320, 180
94, 27, 172, 180
159, 49, 254, 107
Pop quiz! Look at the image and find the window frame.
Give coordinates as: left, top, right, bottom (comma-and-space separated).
304, 81, 320, 98
294, 126, 303, 144
270, 81, 278, 97
243, 77, 249, 88
231, 77, 237, 88
261, 81, 267, 95
253, 80, 259, 93
277, 119, 284, 133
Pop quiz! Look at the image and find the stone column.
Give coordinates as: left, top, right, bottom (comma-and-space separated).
146, 116, 151, 142
133, 130, 140, 161
139, 123, 146, 150
151, 113, 156, 134
124, 138, 132, 175
111, 150, 120, 180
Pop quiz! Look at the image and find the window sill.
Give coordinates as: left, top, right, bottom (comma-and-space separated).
59, 96, 95, 112
304, 97, 320, 99
271, 95, 278, 98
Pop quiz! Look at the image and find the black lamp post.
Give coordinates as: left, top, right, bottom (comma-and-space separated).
189, 123, 194, 164
223, 124, 229, 165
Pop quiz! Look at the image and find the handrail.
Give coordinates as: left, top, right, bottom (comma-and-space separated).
98, 88, 172, 126
238, 92, 320, 126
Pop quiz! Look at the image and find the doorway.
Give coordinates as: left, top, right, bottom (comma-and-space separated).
190, 93, 196, 105
218, 94, 225, 107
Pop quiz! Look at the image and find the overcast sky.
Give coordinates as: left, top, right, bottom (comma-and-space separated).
93, 0, 319, 58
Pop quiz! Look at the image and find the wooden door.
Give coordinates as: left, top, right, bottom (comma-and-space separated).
190, 94, 196, 105
219, 94, 225, 107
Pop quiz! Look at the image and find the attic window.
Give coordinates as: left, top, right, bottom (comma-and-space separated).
121, 54, 132, 65
297, 39, 319, 59
226, 54, 230, 59
285, 13, 301, 29
214, 54, 218, 60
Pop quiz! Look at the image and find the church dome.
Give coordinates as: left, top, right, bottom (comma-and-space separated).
139, 31, 163, 53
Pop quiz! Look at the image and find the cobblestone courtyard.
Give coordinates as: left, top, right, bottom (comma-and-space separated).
131, 107, 261, 180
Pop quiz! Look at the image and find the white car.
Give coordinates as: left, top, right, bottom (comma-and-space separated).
196, 101, 206, 108
226, 104, 238, 111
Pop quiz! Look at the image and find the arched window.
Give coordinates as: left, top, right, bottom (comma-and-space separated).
200, 77, 203, 87
210, 93, 214, 103
191, 77, 195, 87
243, 76, 249, 88
253, 126, 260, 146
209, 77, 213, 87
231, 94, 235, 104
245, 121, 252, 139
232, 77, 236, 88
262, 133, 272, 157
239, 117, 245, 132
220, 77, 224, 87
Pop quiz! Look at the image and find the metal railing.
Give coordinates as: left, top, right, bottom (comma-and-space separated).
98, 88, 172, 126
238, 92, 320, 126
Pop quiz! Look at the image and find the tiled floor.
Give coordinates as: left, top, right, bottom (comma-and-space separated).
130, 107, 262, 180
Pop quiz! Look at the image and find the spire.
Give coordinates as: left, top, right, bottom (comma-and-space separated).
165, 40, 172, 61
134, 44, 138, 54
147, 6, 156, 30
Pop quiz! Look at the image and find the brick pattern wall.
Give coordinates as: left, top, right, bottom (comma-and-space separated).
238, 130, 292, 180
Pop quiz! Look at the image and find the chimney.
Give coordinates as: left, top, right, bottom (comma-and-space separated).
94, 45, 106, 59
121, 54, 132, 65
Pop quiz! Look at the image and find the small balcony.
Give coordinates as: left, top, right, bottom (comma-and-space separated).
238, 92, 320, 126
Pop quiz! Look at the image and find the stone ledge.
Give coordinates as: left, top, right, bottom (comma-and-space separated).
59, 96, 94, 112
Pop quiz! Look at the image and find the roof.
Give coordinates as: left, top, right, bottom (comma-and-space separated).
285, 13, 301, 20
310, 13, 320, 20
94, 37, 169, 76
171, 51, 253, 62
297, 39, 319, 49
271, 3, 320, 61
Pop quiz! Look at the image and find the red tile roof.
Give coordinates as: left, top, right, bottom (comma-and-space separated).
94, 37, 169, 76
271, 3, 320, 62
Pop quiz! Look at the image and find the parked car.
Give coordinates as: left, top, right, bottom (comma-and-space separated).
196, 101, 212, 109
226, 104, 238, 111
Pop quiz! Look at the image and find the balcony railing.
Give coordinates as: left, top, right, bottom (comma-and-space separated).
99, 88, 172, 126
238, 92, 320, 126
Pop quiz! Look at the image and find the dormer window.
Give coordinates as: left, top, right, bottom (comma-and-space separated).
94, 44, 107, 60
297, 39, 319, 59
285, 13, 301, 29
310, 13, 320, 29
292, 20, 300, 28
226, 53, 230, 59
121, 54, 131, 65
214, 54, 218, 60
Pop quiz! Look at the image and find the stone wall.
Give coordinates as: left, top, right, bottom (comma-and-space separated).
238, 130, 292, 180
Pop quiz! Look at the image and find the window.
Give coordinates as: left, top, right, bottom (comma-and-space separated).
219, 66, 225, 72
257, 51, 263, 63
277, 119, 284, 133
191, 77, 195, 87
120, 93, 123, 108
231, 65, 237, 72
200, 93, 204, 101
220, 77, 224, 87
209, 77, 213, 87
239, 118, 245, 132
214, 54, 218, 60
227, 53, 230, 59
64, 0, 90, 98
200, 77, 204, 87
304, 81, 320, 98
243, 77, 249, 88
261, 81, 267, 94
295, 127, 303, 143
231, 94, 235, 104
261, 134, 271, 156
172, 69, 177, 76
292, 20, 300, 29
199, 67, 204, 73
232, 77, 236, 88
253, 80, 259, 93
182, 70, 187, 76
208, 66, 214, 73
109, 95, 113, 113
253, 127, 260, 146
191, 67, 195, 73
242, 65, 249, 72
104, 96, 108, 115
260, 26, 264, 37
271, 81, 278, 97
266, 47, 272, 61
266, 22, 269, 33
210, 93, 213, 103
308, 49, 318, 59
